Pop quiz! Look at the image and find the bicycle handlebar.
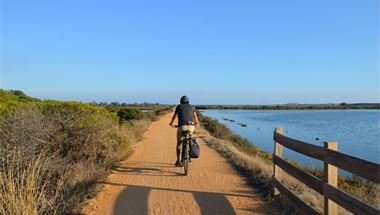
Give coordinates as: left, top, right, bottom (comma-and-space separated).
170, 124, 198, 128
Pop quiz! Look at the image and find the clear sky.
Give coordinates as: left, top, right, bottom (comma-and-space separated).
1, 0, 379, 104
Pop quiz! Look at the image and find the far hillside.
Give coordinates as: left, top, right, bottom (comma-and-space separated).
0, 89, 40, 103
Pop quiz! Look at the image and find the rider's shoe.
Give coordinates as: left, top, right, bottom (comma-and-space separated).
175, 160, 181, 167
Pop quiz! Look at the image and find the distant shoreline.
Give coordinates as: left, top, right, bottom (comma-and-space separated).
196, 103, 380, 110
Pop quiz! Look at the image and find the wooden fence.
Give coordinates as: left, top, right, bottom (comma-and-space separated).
272, 127, 380, 215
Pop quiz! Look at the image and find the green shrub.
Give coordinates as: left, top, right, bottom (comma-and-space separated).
0, 101, 126, 213
117, 108, 143, 122
0, 90, 169, 214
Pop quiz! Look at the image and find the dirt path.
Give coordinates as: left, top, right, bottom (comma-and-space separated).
82, 113, 280, 215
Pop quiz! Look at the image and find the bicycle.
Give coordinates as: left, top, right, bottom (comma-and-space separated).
173, 125, 193, 175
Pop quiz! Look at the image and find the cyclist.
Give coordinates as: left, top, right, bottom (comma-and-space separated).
169, 95, 199, 166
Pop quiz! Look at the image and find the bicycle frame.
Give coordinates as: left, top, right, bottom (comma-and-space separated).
172, 125, 193, 175
181, 130, 192, 175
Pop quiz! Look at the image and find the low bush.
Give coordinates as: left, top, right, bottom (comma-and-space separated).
117, 108, 143, 122
0, 102, 125, 213
0, 93, 171, 214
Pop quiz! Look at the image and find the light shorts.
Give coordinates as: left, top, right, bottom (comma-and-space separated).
176, 125, 195, 143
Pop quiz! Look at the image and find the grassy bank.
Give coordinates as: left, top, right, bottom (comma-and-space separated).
0, 90, 171, 214
198, 113, 380, 214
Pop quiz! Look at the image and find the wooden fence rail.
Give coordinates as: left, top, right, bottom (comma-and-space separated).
272, 127, 380, 215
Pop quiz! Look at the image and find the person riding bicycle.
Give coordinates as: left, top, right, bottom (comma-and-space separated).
169, 95, 199, 167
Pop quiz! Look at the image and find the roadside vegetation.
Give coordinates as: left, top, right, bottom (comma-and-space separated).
0, 89, 171, 214
198, 113, 380, 214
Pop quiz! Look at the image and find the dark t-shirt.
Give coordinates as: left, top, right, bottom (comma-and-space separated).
175, 104, 195, 126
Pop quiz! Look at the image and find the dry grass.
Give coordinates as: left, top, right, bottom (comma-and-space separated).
198, 113, 380, 214
120, 119, 152, 146
0, 102, 164, 214
0, 150, 65, 215
197, 127, 364, 214
200, 133, 272, 190
340, 176, 380, 209
0, 90, 171, 214
108, 118, 155, 164
200, 132, 325, 214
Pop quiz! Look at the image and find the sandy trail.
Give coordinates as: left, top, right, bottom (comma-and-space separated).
82, 113, 280, 215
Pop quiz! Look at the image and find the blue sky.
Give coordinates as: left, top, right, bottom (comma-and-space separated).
1, 0, 379, 104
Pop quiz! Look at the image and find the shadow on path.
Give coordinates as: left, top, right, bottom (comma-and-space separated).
109, 182, 256, 215
110, 161, 268, 214
112, 161, 183, 177
113, 185, 150, 215
193, 192, 235, 215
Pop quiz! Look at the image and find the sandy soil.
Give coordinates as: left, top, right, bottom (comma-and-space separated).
82, 113, 280, 215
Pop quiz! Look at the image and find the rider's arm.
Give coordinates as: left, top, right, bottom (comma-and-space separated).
170, 105, 179, 126
169, 112, 177, 126
193, 111, 199, 126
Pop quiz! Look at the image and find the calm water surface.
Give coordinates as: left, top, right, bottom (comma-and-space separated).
202, 110, 380, 170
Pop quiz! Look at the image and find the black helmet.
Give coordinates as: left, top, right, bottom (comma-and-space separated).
180, 95, 189, 104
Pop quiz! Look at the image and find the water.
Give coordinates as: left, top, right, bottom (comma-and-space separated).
202, 109, 380, 172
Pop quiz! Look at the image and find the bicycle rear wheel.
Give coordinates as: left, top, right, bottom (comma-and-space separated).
183, 141, 190, 175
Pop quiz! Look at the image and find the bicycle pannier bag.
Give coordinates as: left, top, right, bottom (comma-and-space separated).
190, 138, 200, 158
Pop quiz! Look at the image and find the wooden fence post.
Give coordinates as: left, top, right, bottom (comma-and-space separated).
273, 127, 283, 196
324, 141, 338, 215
